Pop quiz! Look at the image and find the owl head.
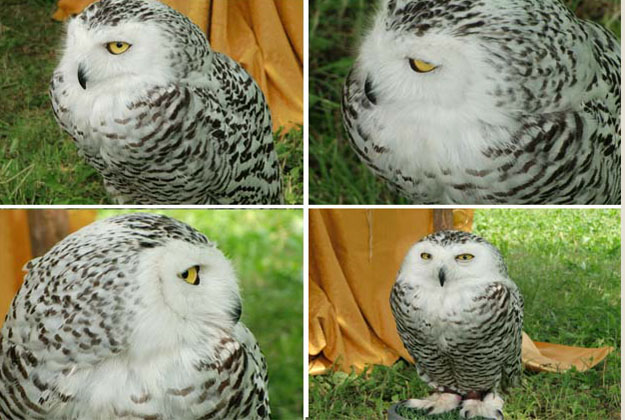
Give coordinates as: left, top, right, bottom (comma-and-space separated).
355, 0, 501, 124
398, 230, 508, 290
21, 213, 241, 358
54, 0, 210, 96
353, 0, 585, 129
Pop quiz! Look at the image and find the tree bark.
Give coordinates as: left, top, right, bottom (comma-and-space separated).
433, 209, 454, 232
27, 210, 69, 257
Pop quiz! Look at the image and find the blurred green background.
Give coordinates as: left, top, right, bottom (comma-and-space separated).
309, 0, 621, 204
99, 209, 303, 419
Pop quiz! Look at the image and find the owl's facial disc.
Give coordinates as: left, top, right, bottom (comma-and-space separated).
139, 239, 242, 330
61, 17, 176, 95
407, 242, 487, 288
74, 37, 137, 90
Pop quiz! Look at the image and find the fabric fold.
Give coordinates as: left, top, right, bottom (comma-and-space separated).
522, 331, 614, 373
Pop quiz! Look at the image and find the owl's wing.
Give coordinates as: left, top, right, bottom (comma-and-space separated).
22, 256, 42, 272
188, 323, 270, 419
499, 282, 524, 392
0, 238, 137, 418
232, 322, 271, 419
461, 281, 524, 393
188, 52, 282, 204
476, 2, 619, 117
581, 20, 620, 119
476, 8, 620, 204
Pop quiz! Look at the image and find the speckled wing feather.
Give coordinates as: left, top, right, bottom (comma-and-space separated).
161, 323, 270, 420
0, 321, 269, 419
390, 280, 523, 393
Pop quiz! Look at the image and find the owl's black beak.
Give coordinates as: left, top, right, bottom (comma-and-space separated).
438, 268, 446, 287
77, 64, 88, 90
230, 297, 242, 324
364, 75, 377, 105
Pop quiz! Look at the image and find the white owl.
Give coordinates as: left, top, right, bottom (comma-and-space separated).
343, 0, 620, 204
0, 213, 270, 419
390, 230, 523, 419
50, 0, 282, 204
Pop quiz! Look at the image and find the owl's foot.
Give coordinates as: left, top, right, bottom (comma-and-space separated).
404, 392, 462, 415
459, 392, 504, 419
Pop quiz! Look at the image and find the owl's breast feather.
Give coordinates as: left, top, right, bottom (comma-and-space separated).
415, 282, 495, 343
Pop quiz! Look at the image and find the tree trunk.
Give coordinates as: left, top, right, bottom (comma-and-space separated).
27, 210, 69, 257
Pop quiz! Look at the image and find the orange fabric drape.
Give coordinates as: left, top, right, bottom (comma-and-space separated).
52, 0, 303, 131
52, 0, 210, 30
521, 332, 613, 373
0, 211, 31, 327
209, 0, 303, 131
309, 209, 473, 374
0, 210, 96, 329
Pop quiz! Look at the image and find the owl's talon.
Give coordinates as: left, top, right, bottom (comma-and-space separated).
459, 392, 504, 419
404, 392, 462, 415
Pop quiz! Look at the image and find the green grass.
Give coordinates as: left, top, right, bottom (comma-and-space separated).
98, 209, 303, 419
309, 0, 621, 204
0, 1, 302, 204
309, 209, 620, 419
277, 126, 304, 204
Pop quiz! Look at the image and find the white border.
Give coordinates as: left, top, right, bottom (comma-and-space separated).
303, 203, 310, 419
0, 205, 302, 209
303, 0, 310, 417
308, 205, 621, 210
2, 0, 623, 418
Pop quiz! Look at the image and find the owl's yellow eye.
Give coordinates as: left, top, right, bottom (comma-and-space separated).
456, 254, 475, 261
178, 265, 200, 286
409, 59, 437, 73
106, 41, 131, 55
420, 252, 432, 260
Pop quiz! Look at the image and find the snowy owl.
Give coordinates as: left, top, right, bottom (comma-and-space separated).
0, 213, 270, 419
50, 0, 282, 204
343, 0, 620, 204
390, 230, 523, 419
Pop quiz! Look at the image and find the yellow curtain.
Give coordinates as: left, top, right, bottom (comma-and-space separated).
52, 0, 303, 131
0, 210, 96, 329
309, 209, 473, 374
0, 211, 31, 327
210, 0, 303, 132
